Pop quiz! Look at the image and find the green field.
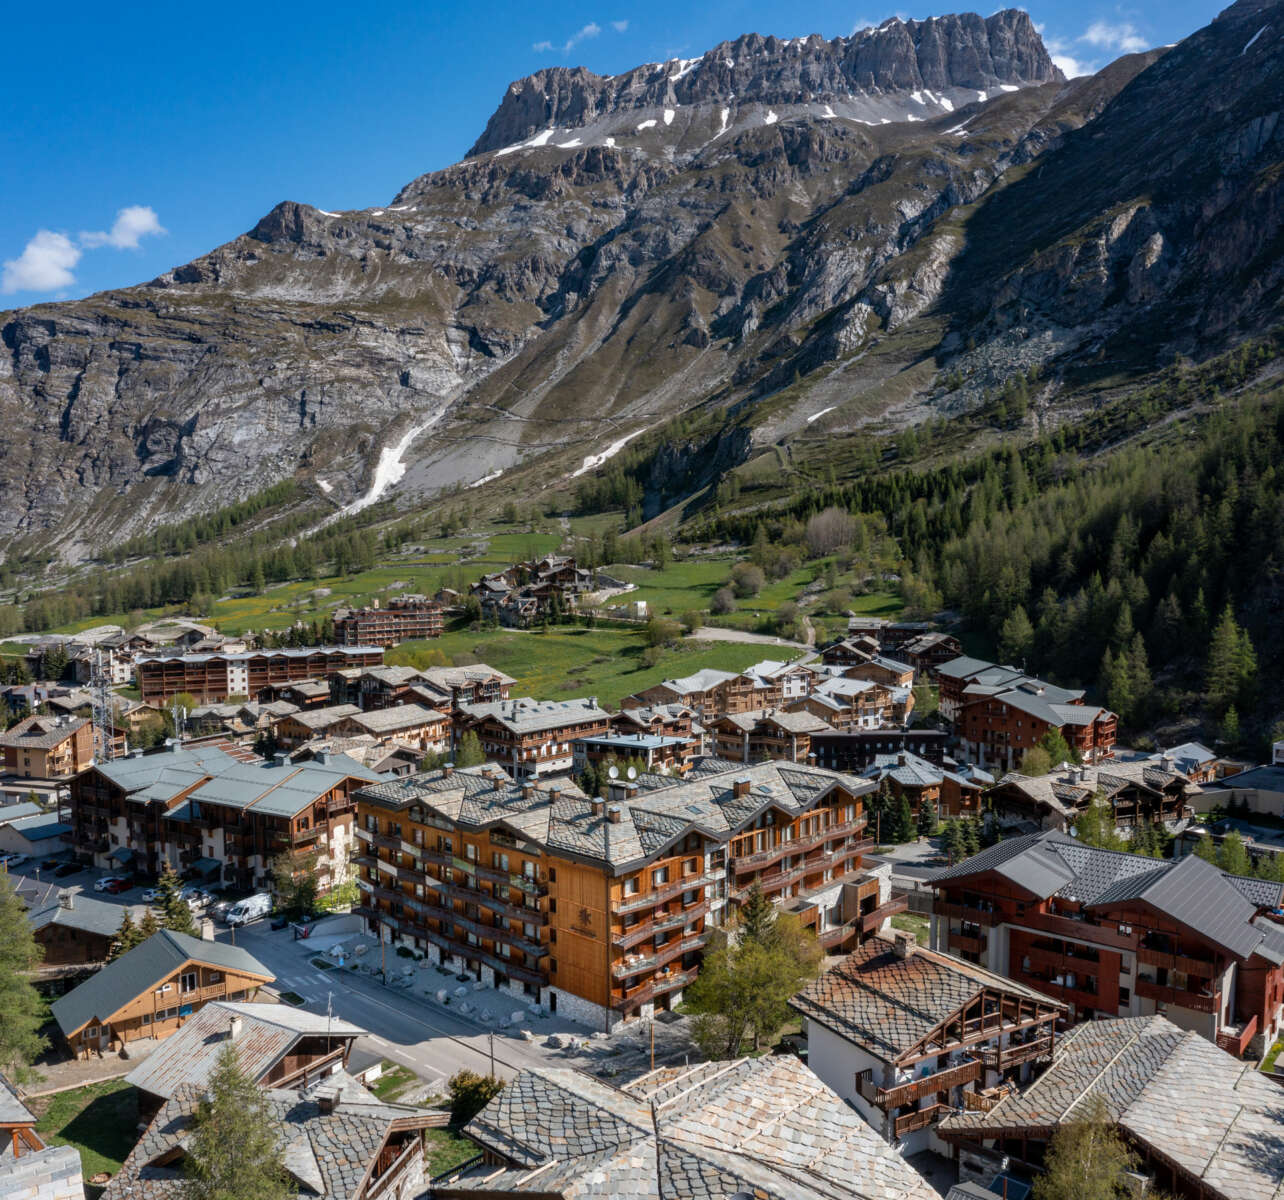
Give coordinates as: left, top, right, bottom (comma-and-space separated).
32, 1079, 138, 1181
388, 625, 775, 708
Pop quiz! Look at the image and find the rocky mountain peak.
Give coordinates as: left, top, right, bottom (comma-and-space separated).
468, 8, 1060, 155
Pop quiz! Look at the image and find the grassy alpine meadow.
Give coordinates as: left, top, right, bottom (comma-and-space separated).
387, 625, 777, 708
31, 1079, 139, 1181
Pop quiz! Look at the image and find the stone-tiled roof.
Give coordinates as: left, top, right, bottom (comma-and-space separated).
939, 1016, 1284, 1200
459, 696, 609, 734
101, 1076, 430, 1200
931, 831, 1282, 961
0, 715, 89, 749
791, 936, 1063, 1064
452, 1055, 938, 1199
0, 1073, 34, 1125
125, 1002, 365, 1100
358, 758, 872, 874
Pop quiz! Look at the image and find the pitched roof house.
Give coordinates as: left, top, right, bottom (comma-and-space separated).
434, 1055, 940, 1199
49, 930, 273, 1057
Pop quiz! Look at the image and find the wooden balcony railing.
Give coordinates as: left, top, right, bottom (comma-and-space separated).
949, 931, 988, 956
859, 1059, 980, 1110
616, 872, 717, 915
963, 1089, 1002, 1113
1216, 1015, 1258, 1059
1137, 945, 1218, 979
935, 901, 997, 927
613, 901, 710, 951
1135, 977, 1218, 1013
860, 894, 909, 932
894, 1104, 949, 1137
611, 966, 697, 1011
613, 932, 708, 979
979, 1036, 1054, 1070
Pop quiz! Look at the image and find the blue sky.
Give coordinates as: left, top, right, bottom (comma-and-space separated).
2, 0, 1223, 303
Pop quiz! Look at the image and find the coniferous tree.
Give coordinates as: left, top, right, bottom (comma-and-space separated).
455, 731, 484, 768
182, 1043, 290, 1200
156, 864, 197, 936
109, 908, 143, 960
0, 872, 46, 1083
944, 819, 965, 864
997, 605, 1035, 665
916, 799, 940, 839
1193, 833, 1219, 863
737, 883, 778, 947
1218, 831, 1252, 877
891, 796, 916, 844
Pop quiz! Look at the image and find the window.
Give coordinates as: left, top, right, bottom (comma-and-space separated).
141, 1013, 152, 1025
1119, 987, 1131, 1005
207, 971, 221, 984
550, 958, 558, 974
548, 867, 557, 883
465, 844, 477, 862
653, 866, 670, 886
683, 857, 699, 875
157, 983, 173, 995
623, 876, 639, 896
85, 1026, 99, 1040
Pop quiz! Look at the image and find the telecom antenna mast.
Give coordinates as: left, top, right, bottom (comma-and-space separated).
90, 649, 122, 763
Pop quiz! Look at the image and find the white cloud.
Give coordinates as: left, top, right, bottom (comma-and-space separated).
1052, 53, 1092, 76
80, 205, 166, 249
611, 19, 628, 32
1082, 20, 1147, 53
564, 21, 601, 52
532, 39, 553, 51
2, 231, 81, 294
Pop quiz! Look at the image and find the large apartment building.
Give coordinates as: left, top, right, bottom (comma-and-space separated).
138, 646, 384, 705
333, 595, 444, 646
69, 743, 378, 891
0, 715, 94, 779
930, 831, 1284, 1060
454, 696, 611, 778
352, 758, 880, 1029
936, 656, 1117, 767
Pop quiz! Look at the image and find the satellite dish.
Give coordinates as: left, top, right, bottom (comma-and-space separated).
626, 766, 638, 780
607, 765, 620, 779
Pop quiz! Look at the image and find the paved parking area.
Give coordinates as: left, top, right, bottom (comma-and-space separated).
3, 857, 212, 923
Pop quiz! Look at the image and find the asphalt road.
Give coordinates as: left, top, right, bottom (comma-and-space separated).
223, 922, 582, 1087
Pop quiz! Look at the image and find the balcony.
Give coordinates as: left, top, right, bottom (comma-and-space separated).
611, 966, 697, 1011
859, 1059, 980, 1110
949, 931, 988, 956
1216, 1015, 1258, 1059
613, 932, 708, 979
617, 872, 717, 915
1023, 944, 1100, 975
731, 817, 870, 873
979, 1035, 1054, 1070
371, 831, 407, 852
894, 1104, 949, 1138
433, 877, 548, 927
1137, 945, 1218, 979
1135, 976, 1218, 1014
819, 922, 859, 949
614, 900, 710, 951
935, 901, 997, 927
860, 894, 909, 933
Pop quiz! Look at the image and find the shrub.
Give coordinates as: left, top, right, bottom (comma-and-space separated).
730, 562, 765, 598
711, 587, 737, 614
681, 609, 703, 633
448, 1070, 504, 1124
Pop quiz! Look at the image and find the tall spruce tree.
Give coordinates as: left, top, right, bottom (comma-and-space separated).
0, 872, 47, 1082
155, 864, 197, 936
182, 1043, 290, 1200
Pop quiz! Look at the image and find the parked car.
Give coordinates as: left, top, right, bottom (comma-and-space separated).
54, 863, 80, 878
101, 878, 132, 894
270, 913, 291, 930
181, 887, 210, 907
141, 887, 161, 902
41, 857, 62, 870
0, 853, 27, 869
94, 875, 128, 892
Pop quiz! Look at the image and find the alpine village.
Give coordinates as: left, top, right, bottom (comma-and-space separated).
1, 2, 1284, 1199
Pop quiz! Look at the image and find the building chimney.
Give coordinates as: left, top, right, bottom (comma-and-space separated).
897, 752, 907, 766
316, 1087, 340, 1114
607, 804, 622, 824
273, 752, 290, 767
547, 786, 560, 804
442, 764, 453, 778
228, 1014, 243, 1041
314, 750, 330, 766
59, 890, 74, 910
733, 777, 751, 799
591, 798, 604, 816
1159, 754, 1172, 772
521, 784, 534, 800
892, 930, 916, 959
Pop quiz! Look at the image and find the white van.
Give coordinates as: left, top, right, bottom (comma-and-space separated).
225, 893, 272, 927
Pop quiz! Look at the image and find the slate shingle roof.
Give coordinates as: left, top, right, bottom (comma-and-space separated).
790, 937, 1063, 1063
452, 1056, 939, 1199
358, 759, 872, 874
939, 1016, 1284, 1200
101, 1076, 429, 1200
125, 1001, 365, 1100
